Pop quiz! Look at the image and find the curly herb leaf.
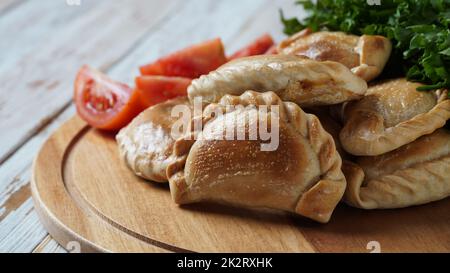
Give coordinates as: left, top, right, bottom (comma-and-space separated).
281, 0, 450, 97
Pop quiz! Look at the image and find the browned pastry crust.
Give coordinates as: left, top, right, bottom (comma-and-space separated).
167, 91, 346, 223
278, 29, 392, 82
187, 55, 367, 107
339, 78, 450, 156
116, 97, 192, 182
343, 129, 450, 209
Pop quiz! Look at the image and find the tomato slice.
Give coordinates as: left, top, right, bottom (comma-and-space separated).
228, 34, 275, 60
74, 65, 145, 131
135, 76, 191, 108
140, 38, 227, 78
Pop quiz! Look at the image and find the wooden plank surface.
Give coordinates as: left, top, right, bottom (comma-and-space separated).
107, 0, 295, 84
0, 0, 180, 163
0, 0, 297, 252
0, 106, 75, 253
33, 235, 67, 253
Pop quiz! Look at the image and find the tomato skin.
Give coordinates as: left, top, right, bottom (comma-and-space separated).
74, 65, 145, 131
139, 38, 227, 78
228, 34, 275, 60
135, 76, 191, 108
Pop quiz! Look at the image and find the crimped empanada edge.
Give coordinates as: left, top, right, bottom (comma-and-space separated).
167, 91, 347, 223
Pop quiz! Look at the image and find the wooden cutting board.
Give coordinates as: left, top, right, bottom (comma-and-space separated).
31, 116, 450, 253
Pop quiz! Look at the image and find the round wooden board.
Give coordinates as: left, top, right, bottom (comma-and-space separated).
31, 116, 450, 253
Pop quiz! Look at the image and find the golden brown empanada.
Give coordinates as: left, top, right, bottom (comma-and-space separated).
344, 129, 450, 209
278, 29, 392, 82
339, 78, 450, 156
117, 97, 192, 182
188, 55, 367, 107
167, 91, 346, 223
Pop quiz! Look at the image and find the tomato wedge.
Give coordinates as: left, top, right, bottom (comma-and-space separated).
74, 65, 145, 131
228, 34, 275, 60
140, 38, 227, 78
135, 76, 192, 108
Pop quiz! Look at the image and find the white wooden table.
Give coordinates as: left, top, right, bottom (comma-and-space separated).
0, 0, 298, 253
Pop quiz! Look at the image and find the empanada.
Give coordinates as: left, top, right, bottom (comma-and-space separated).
117, 97, 192, 182
340, 78, 450, 156
278, 29, 392, 82
188, 55, 367, 107
344, 129, 450, 209
167, 91, 346, 223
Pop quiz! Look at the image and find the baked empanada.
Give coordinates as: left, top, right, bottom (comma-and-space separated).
188, 55, 367, 107
344, 129, 450, 209
117, 97, 192, 182
339, 78, 450, 156
167, 91, 346, 223
278, 29, 392, 82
